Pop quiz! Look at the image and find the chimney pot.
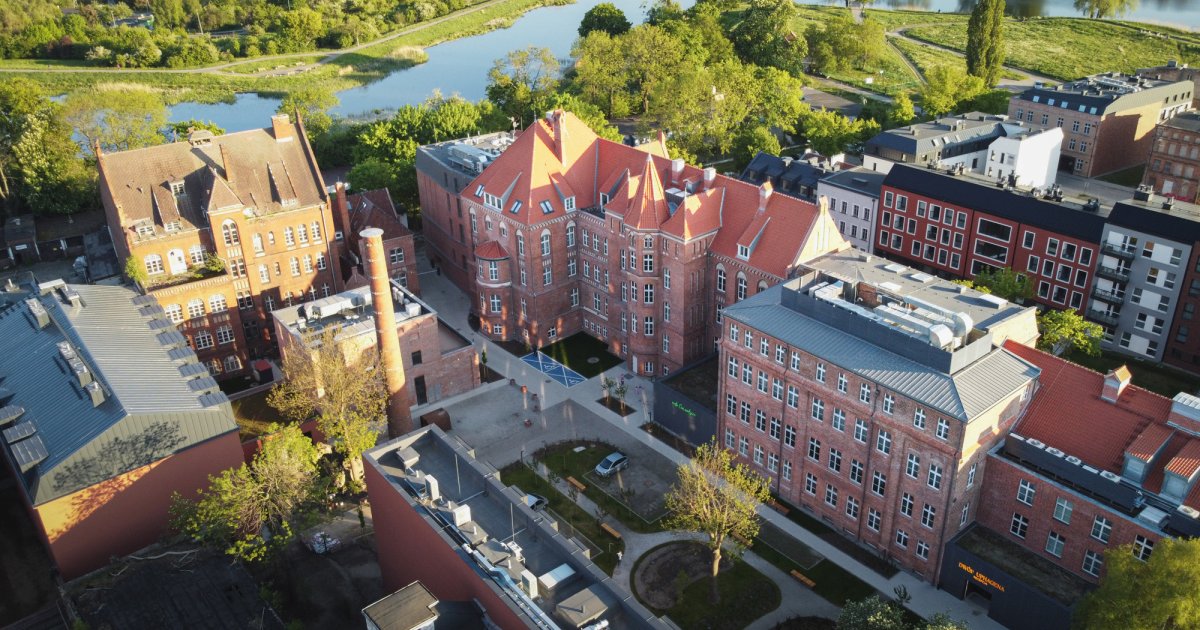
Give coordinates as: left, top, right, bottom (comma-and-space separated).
702, 167, 716, 190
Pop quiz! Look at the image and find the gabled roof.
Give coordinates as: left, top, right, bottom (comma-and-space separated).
0, 282, 237, 505
348, 188, 411, 243
98, 118, 326, 235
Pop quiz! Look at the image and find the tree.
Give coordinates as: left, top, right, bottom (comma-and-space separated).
731, 125, 781, 172
797, 107, 880, 156
966, 0, 1005, 87
0, 78, 93, 216
578, 2, 630, 37
572, 31, 635, 118
1072, 0, 1137, 18
888, 93, 917, 127
170, 424, 321, 562
268, 327, 386, 483
168, 119, 225, 140
730, 0, 806, 76
486, 46, 561, 127
624, 25, 686, 114
1036, 309, 1103, 357
664, 440, 770, 601
279, 86, 339, 138
63, 87, 168, 158
837, 596, 907, 630
919, 65, 986, 118
971, 266, 1032, 301
1075, 538, 1200, 630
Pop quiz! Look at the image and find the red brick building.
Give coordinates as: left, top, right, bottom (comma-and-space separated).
333, 184, 420, 294
719, 251, 1041, 581
99, 115, 345, 379
417, 111, 848, 376
877, 165, 1104, 314
1142, 112, 1200, 204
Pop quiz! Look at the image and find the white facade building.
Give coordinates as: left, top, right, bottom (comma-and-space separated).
986, 126, 1063, 189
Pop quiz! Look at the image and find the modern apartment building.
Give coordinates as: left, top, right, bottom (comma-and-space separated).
816, 167, 885, 253
949, 341, 1200, 630
417, 111, 849, 377
1141, 111, 1200, 203
718, 250, 1040, 582
363, 426, 671, 629
877, 165, 1104, 314
98, 115, 344, 379
863, 113, 1062, 189
1008, 73, 1193, 177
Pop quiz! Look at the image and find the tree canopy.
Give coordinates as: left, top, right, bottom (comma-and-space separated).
966, 0, 1006, 87
63, 85, 168, 158
486, 46, 561, 127
1037, 309, 1103, 356
578, 2, 631, 37
919, 65, 986, 118
0, 78, 94, 215
729, 0, 806, 76
278, 86, 339, 138
1075, 537, 1200, 630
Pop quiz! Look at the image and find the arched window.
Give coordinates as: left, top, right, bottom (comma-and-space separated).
311, 222, 322, 241
144, 254, 164, 275
284, 227, 295, 246
221, 220, 240, 246
517, 234, 525, 255
164, 304, 183, 323
223, 355, 241, 372
758, 280, 769, 292
258, 265, 270, 283
187, 299, 205, 318
566, 222, 576, 247
303, 255, 313, 273
297, 224, 308, 244
267, 231, 276, 246
540, 231, 551, 257
289, 258, 300, 276
209, 294, 227, 313
252, 233, 264, 253
736, 273, 748, 300
716, 265, 726, 293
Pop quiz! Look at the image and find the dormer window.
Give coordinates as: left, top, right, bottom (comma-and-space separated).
136, 222, 154, 238
737, 245, 750, 260
165, 221, 182, 233
170, 181, 185, 196
484, 193, 501, 209
600, 193, 609, 206
539, 200, 554, 214
564, 196, 576, 211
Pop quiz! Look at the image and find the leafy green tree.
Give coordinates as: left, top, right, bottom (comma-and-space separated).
730, 0, 806, 76
168, 119, 225, 140
919, 65, 985, 117
424, 91, 483, 141
664, 440, 770, 601
754, 66, 806, 134
653, 59, 762, 157
1037, 309, 1103, 357
958, 89, 1014, 115
624, 25, 686, 114
798, 107, 880, 156
486, 46, 561, 127
274, 7, 325, 53
1075, 538, 1200, 629
644, 0, 686, 25
578, 2, 630, 37
805, 15, 885, 75
269, 328, 385, 482
348, 156, 403, 200
572, 31, 636, 118
966, 0, 1006, 87
731, 125, 780, 172
64, 87, 168, 157
971, 266, 1032, 301
889, 93, 917, 127
0, 78, 93, 215
547, 92, 622, 141
278, 86, 339, 138
170, 424, 321, 563
837, 595, 907, 630
1073, 0, 1137, 18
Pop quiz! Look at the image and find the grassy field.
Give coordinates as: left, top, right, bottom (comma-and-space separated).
1098, 164, 1146, 187
665, 554, 782, 629
889, 36, 1025, 81
905, 18, 1200, 80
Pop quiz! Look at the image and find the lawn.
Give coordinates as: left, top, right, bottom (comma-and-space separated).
889, 37, 1025, 81
905, 18, 1200, 81
535, 440, 665, 533
666, 557, 782, 630
498, 463, 623, 574
539, 332, 623, 378
1098, 165, 1145, 187
230, 390, 291, 439
1065, 349, 1200, 397
774, 498, 899, 579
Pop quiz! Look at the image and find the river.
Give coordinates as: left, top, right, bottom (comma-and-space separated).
168, 0, 1200, 132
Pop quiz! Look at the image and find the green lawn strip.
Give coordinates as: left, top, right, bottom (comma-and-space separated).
665, 553, 782, 630
859, 9, 970, 31
890, 36, 1024, 81
905, 18, 1200, 81
772, 498, 898, 578
536, 441, 665, 533
750, 540, 875, 607
1065, 349, 1200, 397
498, 463, 622, 575
1097, 164, 1145, 187
539, 332, 623, 377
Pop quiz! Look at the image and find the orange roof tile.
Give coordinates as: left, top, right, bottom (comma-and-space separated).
1126, 423, 1174, 462
624, 155, 671, 230
1003, 341, 1174, 472
1166, 439, 1200, 478
474, 241, 509, 260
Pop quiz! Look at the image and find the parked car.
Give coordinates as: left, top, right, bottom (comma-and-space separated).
524, 493, 548, 511
594, 452, 628, 477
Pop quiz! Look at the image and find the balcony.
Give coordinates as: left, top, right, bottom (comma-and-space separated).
1086, 309, 1119, 327
1102, 243, 1136, 261
1096, 266, 1130, 282
1090, 287, 1125, 303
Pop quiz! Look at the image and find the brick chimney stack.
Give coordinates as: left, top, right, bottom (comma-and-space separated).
362, 228, 411, 437
271, 113, 294, 142
220, 143, 235, 186
334, 182, 352, 249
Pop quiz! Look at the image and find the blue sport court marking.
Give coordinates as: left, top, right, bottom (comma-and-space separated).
521, 352, 586, 387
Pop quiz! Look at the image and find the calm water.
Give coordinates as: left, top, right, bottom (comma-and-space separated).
169, 0, 1199, 132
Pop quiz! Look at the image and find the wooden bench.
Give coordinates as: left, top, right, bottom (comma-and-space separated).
566, 476, 587, 492
732, 533, 752, 547
600, 523, 622, 539
769, 500, 790, 515
790, 570, 816, 589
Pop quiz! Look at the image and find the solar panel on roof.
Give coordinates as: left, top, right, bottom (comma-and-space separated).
0, 405, 23, 426
168, 346, 196, 362
178, 362, 208, 378
3, 420, 36, 443
148, 318, 173, 330
11, 435, 47, 472
189, 376, 219, 393
199, 392, 230, 408
131, 294, 156, 306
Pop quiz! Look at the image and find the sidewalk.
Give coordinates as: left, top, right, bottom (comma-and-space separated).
416, 269, 1001, 629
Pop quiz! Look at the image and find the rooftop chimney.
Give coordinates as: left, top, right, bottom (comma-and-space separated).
334, 182, 352, 246
271, 114, 294, 142
670, 158, 685, 184
550, 110, 566, 166
702, 167, 716, 191
758, 181, 773, 212
1101, 366, 1132, 403
362, 228, 412, 437
220, 143, 235, 186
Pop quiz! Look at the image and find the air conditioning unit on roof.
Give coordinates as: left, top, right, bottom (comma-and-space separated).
1178, 505, 1200, 519
1027, 438, 1045, 449
1100, 470, 1122, 482
1066, 456, 1082, 465
1046, 447, 1065, 457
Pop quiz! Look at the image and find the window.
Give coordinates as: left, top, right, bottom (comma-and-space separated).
221, 220, 240, 246
284, 227, 295, 246
876, 430, 891, 455
850, 459, 863, 484
643, 316, 654, 336
977, 218, 1012, 242
872, 471, 887, 496
164, 304, 183, 323
302, 255, 313, 273
540, 233, 551, 257
643, 284, 654, 304
805, 473, 817, 495
1133, 535, 1154, 561
832, 408, 845, 431
297, 224, 308, 244
868, 509, 882, 532
961, 504, 970, 527
543, 264, 552, 286
490, 295, 502, 313
643, 254, 654, 273
906, 453, 921, 478
828, 448, 842, 473
837, 373, 847, 393
895, 529, 909, 549
927, 463, 943, 490
782, 459, 792, 481
144, 254, 164, 275
791, 352, 801, 371
753, 444, 763, 465
259, 264, 270, 283
1091, 516, 1112, 544
1054, 498, 1073, 524
216, 325, 234, 345
921, 504, 936, 528
784, 425, 796, 448
808, 437, 821, 461
786, 385, 799, 409
1045, 531, 1066, 558
815, 362, 826, 383
846, 496, 860, 520
1082, 550, 1104, 577
187, 299, 205, 319
967, 463, 977, 488
194, 330, 214, 350
901, 493, 914, 517
1017, 479, 1036, 505
737, 275, 747, 300
860, 383, 871, 404
189, 245, 206, 265
772, 378, 783, 401
1011, 513, 1029, 538
316, 253, 327, 271
209, 294, 227, 313
811, 398, 825, 421
916, 540, 930, 560
755, 409, 766, 432
854, 419, 868, 443
717, 268, 726, 292
769, 417, 781, 439
825, 484, 838, 508
913, 407, 926, 429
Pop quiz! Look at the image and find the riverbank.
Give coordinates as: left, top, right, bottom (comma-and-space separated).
0, 0, 571, 104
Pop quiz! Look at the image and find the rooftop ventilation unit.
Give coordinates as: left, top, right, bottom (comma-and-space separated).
1066, 456, 1083, 465
57, 341, 76, 361
425, 474, 441, 502
909, 272, 934, 283
884, 263, 906, 274
0, 405, 24, 426
11, 434, 47, 472
26, 299, 48, 329
309, 295, 355, 320
978, 294, 1009, 309
59, 286, 81, 307
84, 381, 104, 407
1179, 505, 1200, 519
1139, 506, 1170, 528
1027, 438, 1046, 448
68, 358, 91, 387
1046, 447, 1065, 458
3, 420, 36, 443
1100, 470, 1122, 482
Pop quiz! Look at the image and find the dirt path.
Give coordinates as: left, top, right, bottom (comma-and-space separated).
888, 27, 1061, 89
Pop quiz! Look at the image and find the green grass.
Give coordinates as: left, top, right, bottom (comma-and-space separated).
539, 332, 623, 377
1065, 349, 1200, 397
905, 18, 1200, 81
498, 463, 623, 574
536, 440, 665, 533
1098, 164, 1146, 187
890, 36, 1025, 81
750, 540, 876, 607
645, 545, 782, 630
786, 6, 920, 97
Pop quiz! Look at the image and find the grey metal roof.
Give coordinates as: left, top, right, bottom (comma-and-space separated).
866, 113, 1006, 156
1013, 75, 1192, 115
723, 285, 1039, 421
0, 282, 237, 505
819, 167, 885, 199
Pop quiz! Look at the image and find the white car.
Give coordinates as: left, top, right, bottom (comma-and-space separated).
594, 452, 628, 477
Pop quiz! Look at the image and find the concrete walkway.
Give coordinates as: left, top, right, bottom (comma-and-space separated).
415, 268, 1001, 629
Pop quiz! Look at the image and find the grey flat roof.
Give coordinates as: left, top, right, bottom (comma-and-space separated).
272, 280, 434, 346
1162, 111, 1200, 133
363, 581, 439, 630
723, 277, 1039, 421
867, 112, 1006, 155
0, 281, 237, 504
820, 167, 885, 199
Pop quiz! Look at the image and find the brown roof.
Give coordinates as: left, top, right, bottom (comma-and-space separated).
348, 188, 410, 242
98, 119, 326, 236
474, 241, 509, 260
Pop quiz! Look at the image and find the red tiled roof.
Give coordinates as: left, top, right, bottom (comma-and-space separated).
1003, 341, 1174, 472
348, 188, 410, 241
624, 155, 671, 230
1166, 439, 1200, 478
474, 241, 509, 260
1126, 423, 1173, 462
